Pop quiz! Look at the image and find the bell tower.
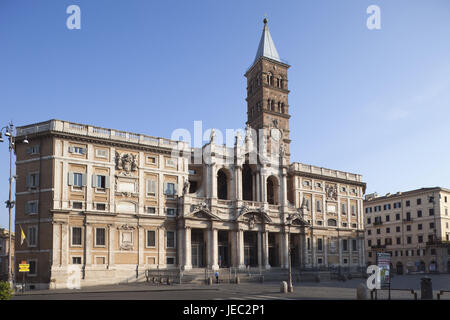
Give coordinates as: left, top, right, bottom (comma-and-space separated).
245, 18, 291, 161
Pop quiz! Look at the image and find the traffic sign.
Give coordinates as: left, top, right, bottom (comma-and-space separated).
19, 263, 30, 272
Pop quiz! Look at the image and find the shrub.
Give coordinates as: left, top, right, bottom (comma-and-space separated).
0, 281, 13, 300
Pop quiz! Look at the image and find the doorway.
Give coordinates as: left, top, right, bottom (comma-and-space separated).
191, 229, 206, 268
244, 231, 258, 267
218, 230, 230, 268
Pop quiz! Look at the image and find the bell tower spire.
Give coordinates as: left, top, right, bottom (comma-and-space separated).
245, 18, 291, 161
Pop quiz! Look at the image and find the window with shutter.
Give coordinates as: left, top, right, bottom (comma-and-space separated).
146, 179, 156, 197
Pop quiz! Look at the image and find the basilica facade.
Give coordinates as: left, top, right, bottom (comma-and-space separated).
13, 19, 366, 289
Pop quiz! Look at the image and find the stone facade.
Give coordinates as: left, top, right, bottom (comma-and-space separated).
364, 187, 450, 274
0, 228, 14, 281
13, 20, 366, 289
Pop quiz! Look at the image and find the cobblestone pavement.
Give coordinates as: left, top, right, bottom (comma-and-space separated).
11, 274, 450, 300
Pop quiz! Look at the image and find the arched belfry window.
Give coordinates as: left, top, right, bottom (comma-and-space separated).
217, 169, 229, 200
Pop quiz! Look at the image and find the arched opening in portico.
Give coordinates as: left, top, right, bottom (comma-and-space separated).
242, 164, 254, 201
267, 175, 279, 205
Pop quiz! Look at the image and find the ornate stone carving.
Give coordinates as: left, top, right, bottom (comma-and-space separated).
115, 152, 138, 174
191, 202, 209, 213
117, 224, 136, 230
325, 184, 338, 200
183, 180, 190, 195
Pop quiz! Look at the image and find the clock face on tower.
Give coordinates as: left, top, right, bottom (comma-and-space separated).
271, 128, 281, 141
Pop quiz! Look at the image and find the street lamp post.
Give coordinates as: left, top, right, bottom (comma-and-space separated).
1, 122, 28, 287
286, 213, 294, 292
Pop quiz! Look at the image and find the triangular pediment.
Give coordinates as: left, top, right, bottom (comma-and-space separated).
186, 209, 222, 221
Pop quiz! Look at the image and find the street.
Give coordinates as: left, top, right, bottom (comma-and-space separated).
11, 274, 450, 300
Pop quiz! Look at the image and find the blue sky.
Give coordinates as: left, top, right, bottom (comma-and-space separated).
0, 0, 450, 229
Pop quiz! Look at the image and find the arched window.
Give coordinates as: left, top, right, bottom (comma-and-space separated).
278, 102, 282, 113
281, 103, 285, 114
217, 169, 228, 200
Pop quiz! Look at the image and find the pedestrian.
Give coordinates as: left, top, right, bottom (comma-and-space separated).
215, 271, 219, 283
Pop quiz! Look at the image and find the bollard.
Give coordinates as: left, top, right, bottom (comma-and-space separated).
280, 281, 288, 293
421, 277, 433, 300
236, 275, 240, 284
207, 277, 213, 285
356, 283, 368, 300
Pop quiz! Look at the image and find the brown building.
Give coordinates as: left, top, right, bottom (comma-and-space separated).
364, 187, 450, 274
0, 228, 14, 281
13, 19, 367, 289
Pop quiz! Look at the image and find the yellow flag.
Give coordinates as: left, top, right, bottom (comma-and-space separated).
20, 225, 26, 245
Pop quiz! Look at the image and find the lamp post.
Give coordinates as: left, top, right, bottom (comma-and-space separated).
0, 122, 28, 287
286, 213, 294, 292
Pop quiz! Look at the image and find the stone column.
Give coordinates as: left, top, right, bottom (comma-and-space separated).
61, 223, 69, 266
281, 172, 288, 206
235, 165, 242, 201
177, 227, 184, 269
338, 238, 343, 266
211, 165, 217, 199
311, 235, 316, 267
254, 172, 259, 202
184, 227, 192, 270
263, 230, 270, 269
349, 237, 353, 267
261, 172, 267, 203
302, 232, 308, 267
257, 231, 263, 268
324, 237, 328, 266
109, 225, 115, 268
158, 227, 166, 268
238, 228, 245, 269
86, 163, 93, 211
211, 228, 219, 270
85, 224, 92, 266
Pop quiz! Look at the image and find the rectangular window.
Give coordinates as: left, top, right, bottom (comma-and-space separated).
166, 231, 175, 248
417, 198, 421, 205
367, 218, 371, 224
418, 235, 423, 243
166, 208, 176, 216
69, 146, 87, 155
146, 155, 157, 164
27, 173, 40, 188
146, 179, 157, 197
368, 239, 372, 247
165, 158, 177, 168
145, 207, 156, 214
26, 145, 40, 155
25, 201, 39, 215
341, 204, 346, 214
343, 239, 348, 251
396, 213, 400, 220
316, 200, 321, 212
418, 224, 422, 230
351, 205, 356, 216
417, 210, 422, 218
94, 175, 107, 189
96, 203, 106, 211
385, 215, 390, 222
28, 226, 37, 247
73, 173, 83, 187
164, 182, 176, 198
166, 257, 175, 265
72, 227, 82, 246
396, 226, 400, 232
72, 257, 82, 264
317, 238, 323, 251
352, 239, 357, 251
430, 222, 435, 229
28, 260, 37, 276
72, 202, 83, 209
396, 237, 401, 245
406, 200, 410, 207
429, 209, 434, 216
95, 256, 106, 265
95, 228, 106, 246
386, 227, 390, 234
406, 225, 411, 231
307, 238, 311, 250
95, 149, 108, 158
407, 236, 412, 244
147, 230, 156, 247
